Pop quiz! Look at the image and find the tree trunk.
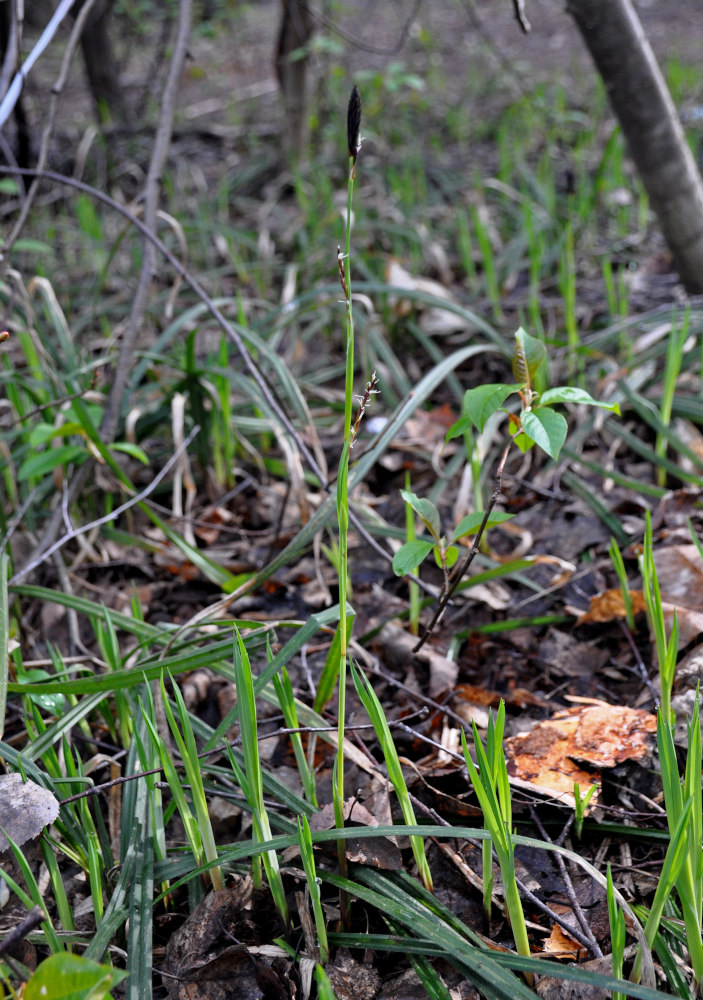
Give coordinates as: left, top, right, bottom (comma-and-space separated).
75, 0, 129, 124
567, 0, 703, 294
276, 0, 314, 163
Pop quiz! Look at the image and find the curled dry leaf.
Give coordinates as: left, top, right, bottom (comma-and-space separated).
0, 774, 60, 852
575, 587, 647, 624
505, 701, 657, 809
577, 545, 703, 648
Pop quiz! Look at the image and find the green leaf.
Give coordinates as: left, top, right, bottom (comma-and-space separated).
18, 445, 87, 481
392, 540, 436, 576
447, 384, 519, 439
451, 511, 514, 542
540, 386, 621, 414
520, 407, 567, 460
512, 327, 545, 388
444, 546, 459, 570
111, 442, 149, 464
24, 952, 125, 1000
400, 489, 440, 539
28, 422, 58, 447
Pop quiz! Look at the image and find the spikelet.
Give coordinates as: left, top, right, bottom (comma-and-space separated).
346, 85, 362, 165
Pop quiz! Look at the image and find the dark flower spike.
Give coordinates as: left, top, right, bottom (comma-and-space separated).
347, 84, 362, 172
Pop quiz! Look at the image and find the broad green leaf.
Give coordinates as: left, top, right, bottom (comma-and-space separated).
400, 489, 440, 539
540, 386, 621, 414
521, 407, 567, 460
24, 952, 125, 1000
28, 422, 58, 447
512, 327, 545, 389
444, 545, 459, 570
393, 539, 436, 576
446, 384, 519, 439
451, 510, 514, 542
18, 445, 87, 481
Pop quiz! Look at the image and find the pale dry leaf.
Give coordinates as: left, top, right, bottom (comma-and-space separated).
0, 774, 60, 852
654, 544, 703, 647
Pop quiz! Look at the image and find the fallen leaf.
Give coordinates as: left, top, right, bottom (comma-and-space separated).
0, 774, 60, 852
576, 588, 646, 624
505, 701, 657, 808
654, 544, 703, 646
542, 920, 588, 961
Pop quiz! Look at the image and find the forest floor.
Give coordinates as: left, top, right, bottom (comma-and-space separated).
3, 2, 703, 999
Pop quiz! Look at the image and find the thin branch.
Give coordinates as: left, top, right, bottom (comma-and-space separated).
413, 436, 513, 653
1, 0, 101, 273
0, 0, 77, 128
0, 906, 46, 959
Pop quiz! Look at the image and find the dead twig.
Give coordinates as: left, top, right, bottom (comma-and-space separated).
0, 0, 102, 277
413, 436, 513, 653
0, 906, 46, 959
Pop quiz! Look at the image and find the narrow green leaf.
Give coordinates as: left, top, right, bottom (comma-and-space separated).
18, 445, 87, 481
540, 385, 620, 414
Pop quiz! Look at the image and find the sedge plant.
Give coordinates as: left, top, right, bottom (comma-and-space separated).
607, 863, 627, 1000
461, 704, 532, 985
332, 84, 364, 889
228, 628, 290, 930
639, 511, 677, 723
141, 678, 223, 892
297, 813, 329, 964
351, 660, 433, 892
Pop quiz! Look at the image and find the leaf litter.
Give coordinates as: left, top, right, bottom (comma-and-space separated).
4, 4, 703, 998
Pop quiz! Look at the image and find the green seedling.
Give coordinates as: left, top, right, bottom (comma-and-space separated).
573, 781, 598, 840
395, 327, 619, 646
639, 512, 677, 723
141, 679, 223, 893
22, 952, 125, 1000
608, 537, 636, 632
229, 628, 290, 929
298, 814, 329, 963
351, 661, 433, 892
607, 864, 627, 1000
461, 706, 532, 984
272, 663, 318, 807
632, 692, 702, 990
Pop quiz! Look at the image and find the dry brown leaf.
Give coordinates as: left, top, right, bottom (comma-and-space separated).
654, 544, 703, 647
505, 701, 657, 808
576, 587, 647, 624
542, 921, 588, 961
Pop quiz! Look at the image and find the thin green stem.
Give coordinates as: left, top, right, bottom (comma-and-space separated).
334, 90, 361, 910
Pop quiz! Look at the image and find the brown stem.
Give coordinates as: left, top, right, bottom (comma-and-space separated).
0, 906, 46, 959
412, 437, 513, 654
